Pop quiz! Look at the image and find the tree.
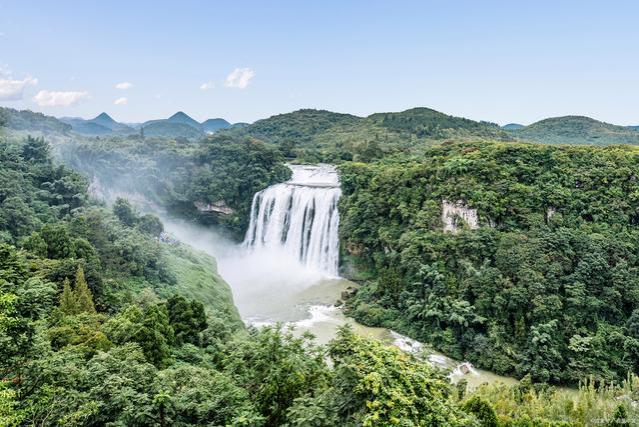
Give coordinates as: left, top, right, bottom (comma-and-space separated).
59, 278, 77, 315
221, 325, 330, 426
0, 291, 35, 383
157, 365, 263, 426
113, 198, 138, 227
0, 381, 23, 427
310, 326, 473, 426
134, 304, 174, 368
137, 214, 163, 237
40, 223, 74, 259
74, 265, 96, 314
20, 232, 47, 258
462, 396, 498, 427
167, 295, 207, 345
608, 404, 630, 427
21, 136, 50, 163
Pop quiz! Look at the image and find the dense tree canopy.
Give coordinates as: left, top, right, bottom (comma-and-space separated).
340, 142, 639, 384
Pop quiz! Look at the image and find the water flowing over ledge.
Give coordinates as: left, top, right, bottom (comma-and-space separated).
243, 164, 341, 277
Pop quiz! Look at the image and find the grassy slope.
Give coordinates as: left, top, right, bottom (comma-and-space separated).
159, 243, 243, 328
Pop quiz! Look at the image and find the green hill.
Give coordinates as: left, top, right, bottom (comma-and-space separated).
366, 107, 509, 140
1, 107, 71, 134
502, 123, 524, 130
511, 116, 639, 145
244, 107, 513, 162
142, 121, 203, 138
247, 109, 361, 145
202, 118, 231, 133
60, 118, 112, 135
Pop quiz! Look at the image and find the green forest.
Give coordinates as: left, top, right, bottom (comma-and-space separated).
338, 142, 639, 385
3, 107, 639, 425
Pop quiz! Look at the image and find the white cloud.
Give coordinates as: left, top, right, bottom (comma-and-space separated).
114, 97, 128, 105
0, 75, 38, 101
224, 68, 255, 89
33, 90, 89, 107
200, 81, 215, 91
115, 81, 133, 90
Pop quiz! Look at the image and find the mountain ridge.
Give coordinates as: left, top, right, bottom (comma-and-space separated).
508, 115, 639, 146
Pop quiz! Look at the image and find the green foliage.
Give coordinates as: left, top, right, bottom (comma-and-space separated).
0, 107, 71, 134
74, 265, 96, 314
137, 213, 164, 237
0, 381, 23, 427
59, 278, 77, 314
325, 326, 471, 426
367, 107, 508, 140
221, 325, 330, 426
341, 142, 639, 384
511, 115, 639, 146
113, 197, 138, 226
166, 294, 207, 345
157, 365, 263, 425
6, 109, 639, 426
462, 396, 498, 427
463, 374, 639, 426
48, 312, 112, 357
61, 133, 290, 236
58, 266, 97, 315
133, 303, 175, 368
242, 107, 513, 162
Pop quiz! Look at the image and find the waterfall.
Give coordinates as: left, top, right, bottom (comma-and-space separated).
244, 164, 341, 277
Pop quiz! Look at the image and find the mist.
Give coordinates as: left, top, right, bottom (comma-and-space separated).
67, 155, 346, 325
155, 213, 335, 324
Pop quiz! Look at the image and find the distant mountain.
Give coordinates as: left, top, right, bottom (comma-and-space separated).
202, 118, 231, 133
57, 111, 240, 138
502, 123, 524, 130
60, 112, 134, 135
142, 121, 203, 138
231, 122, 250, 129
90, 113, 133, 132
139, 112, 244, 137
140, 112, 204, 138
629, 125, 639, 130
510, 116, 639, 146
60, 119, 112, 135
167, 111, 202, 130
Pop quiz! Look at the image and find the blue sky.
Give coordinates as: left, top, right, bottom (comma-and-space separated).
0, 0, 638, 124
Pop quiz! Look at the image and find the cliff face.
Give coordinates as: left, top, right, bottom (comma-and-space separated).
442, 200, 479, 232
194, 200, 235, 215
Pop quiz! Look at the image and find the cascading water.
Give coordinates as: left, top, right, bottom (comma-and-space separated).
244, 164, 341, 277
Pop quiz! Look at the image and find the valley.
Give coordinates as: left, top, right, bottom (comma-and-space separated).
2, 105, 639, 425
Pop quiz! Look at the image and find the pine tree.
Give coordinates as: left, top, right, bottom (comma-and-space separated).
74, 265, 96, 314
59, 278, 78, 315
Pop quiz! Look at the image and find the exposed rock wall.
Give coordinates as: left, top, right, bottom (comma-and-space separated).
194, 200, 235, 215
442, 200, 479, 232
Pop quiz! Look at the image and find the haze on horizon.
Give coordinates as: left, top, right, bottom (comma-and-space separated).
0, 0, 638, 125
